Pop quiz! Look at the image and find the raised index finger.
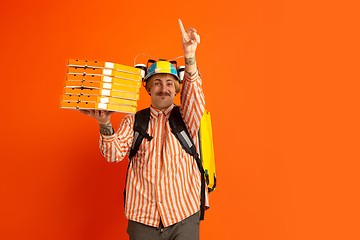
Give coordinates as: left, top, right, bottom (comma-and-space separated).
178, 19, 186, 34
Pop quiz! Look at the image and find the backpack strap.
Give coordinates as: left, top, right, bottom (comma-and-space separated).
169, 106, 206, 220
129, 108, 153, 160
124, 108, 152, 207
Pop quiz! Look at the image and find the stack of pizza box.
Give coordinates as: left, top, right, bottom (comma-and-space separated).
60, 59, 142, 114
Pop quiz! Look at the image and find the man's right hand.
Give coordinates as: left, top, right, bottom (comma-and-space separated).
79, 109, 115, 125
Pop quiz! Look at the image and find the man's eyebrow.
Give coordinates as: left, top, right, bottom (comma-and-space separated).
153, 78, 174, 82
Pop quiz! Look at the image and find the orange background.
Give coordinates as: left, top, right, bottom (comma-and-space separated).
1, 0, 359, 239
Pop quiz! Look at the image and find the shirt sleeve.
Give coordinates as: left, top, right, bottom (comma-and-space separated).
180, 70, 205, 142
98, 114, 135, 162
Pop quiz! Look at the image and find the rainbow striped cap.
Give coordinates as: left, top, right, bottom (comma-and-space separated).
144, 61, 179, 82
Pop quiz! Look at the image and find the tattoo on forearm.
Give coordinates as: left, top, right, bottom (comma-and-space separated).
99, 121, 114, 135
185, 57, 196, 65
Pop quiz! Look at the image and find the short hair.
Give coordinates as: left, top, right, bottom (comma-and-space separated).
145, 74, 181, 94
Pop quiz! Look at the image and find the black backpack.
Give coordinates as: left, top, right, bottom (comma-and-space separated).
124, 106, 206, 220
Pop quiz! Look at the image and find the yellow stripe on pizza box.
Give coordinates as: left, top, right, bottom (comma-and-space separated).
61, 94, 137, 107
66, 74, 141, 87
67, 59, 141, 75
60, 101, 136, 114
67, 67, 142, 81
64, 80, 139, 93
63, 87, 139, 100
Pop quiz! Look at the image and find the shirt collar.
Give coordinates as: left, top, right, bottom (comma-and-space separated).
150, 104, 174, 118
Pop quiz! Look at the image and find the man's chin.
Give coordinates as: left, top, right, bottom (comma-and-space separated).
152, 101, 173, 110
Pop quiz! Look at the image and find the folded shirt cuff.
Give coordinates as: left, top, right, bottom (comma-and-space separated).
100, 133, 117, 142
183, 69, 199, 83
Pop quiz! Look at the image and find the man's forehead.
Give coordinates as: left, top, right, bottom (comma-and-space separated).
152, 73, 176, 81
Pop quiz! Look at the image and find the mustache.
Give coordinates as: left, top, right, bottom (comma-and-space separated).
156, 92, 171, 96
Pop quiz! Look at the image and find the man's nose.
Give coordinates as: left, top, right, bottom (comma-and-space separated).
161, 83, 167, 91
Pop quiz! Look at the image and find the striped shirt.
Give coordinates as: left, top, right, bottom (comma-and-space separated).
99, 71, 208, 228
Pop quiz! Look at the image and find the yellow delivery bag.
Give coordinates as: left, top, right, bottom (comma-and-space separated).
199, 110, 216, 193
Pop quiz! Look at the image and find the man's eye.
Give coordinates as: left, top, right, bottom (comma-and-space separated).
155, 82, 160, 85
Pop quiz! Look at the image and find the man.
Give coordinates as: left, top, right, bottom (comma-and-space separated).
80, 19, 207, 240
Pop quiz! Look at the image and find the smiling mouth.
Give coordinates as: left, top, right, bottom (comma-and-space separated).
156, 93, 170, 97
